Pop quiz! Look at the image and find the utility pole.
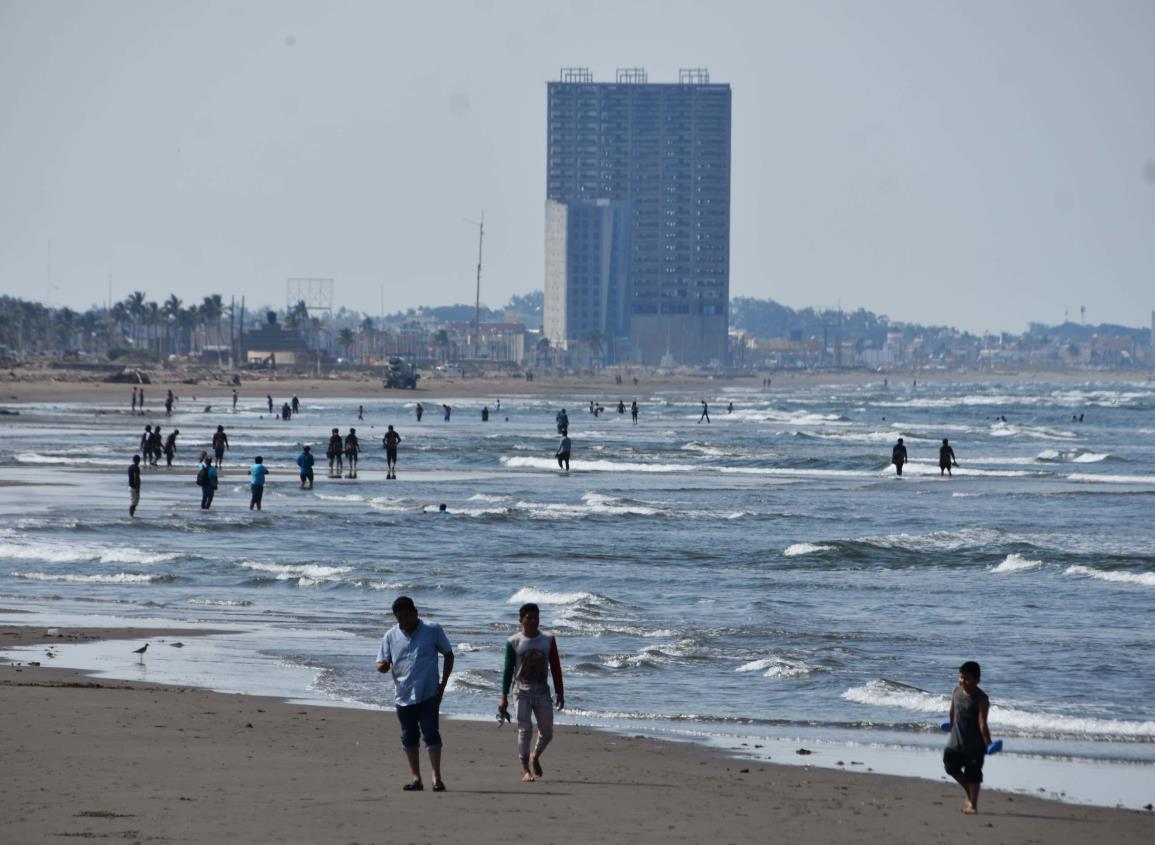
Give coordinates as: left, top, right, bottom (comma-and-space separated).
464, 213, 484, 359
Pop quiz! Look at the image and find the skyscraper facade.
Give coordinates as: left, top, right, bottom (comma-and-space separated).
544, 68, 732, 366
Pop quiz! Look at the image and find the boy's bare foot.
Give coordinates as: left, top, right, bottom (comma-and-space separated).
531, 755, 543, 777
521, 771, 536, 782
962, 803, 977, 815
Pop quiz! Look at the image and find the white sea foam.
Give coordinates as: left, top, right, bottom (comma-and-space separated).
735, 656, 818, 678
865, 527, 1005, 552
783, 543, 834, 557
10, 571, 171, 584
0, 541, 179, 565
187, 598, 253, 607
991, 554, 1043, 573
1068, 473, 1155, 485
844, 679, 1155, 738
240, 562, 351, 582
1037, 449, 1111, 463
502, 456, 694, 473
1064, 565, 1155, 588
508, 587, 599, 606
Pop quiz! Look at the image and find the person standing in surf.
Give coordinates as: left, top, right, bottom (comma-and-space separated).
891, 437, 908, 476
344, 428, 360, 478
556, 433, 571, 472
127, 454, 141, 517
327, 428, 344, 478
698, 400, 710, 423
383, 425, 401, 479
943, 660, 992, 815
212, 425, 229, 472
499, 602, 565, 782
939, 439, 958, 477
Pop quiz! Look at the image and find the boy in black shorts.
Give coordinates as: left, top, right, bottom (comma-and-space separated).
943, 660, 991, 814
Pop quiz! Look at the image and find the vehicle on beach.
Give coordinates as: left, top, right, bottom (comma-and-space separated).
383, 357, 420, 389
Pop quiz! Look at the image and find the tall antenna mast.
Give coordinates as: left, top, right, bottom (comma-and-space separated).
464, 213, 485, 358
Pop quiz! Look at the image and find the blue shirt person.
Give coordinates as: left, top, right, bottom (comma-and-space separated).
376, 596, 454, 792
248, 456, 268, 511
295, 445, 315, 489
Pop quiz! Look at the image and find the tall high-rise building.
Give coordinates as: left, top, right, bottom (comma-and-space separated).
544, 68, 732, 366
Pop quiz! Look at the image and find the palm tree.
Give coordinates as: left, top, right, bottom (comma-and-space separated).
337, 328, 356, 362
200, 294, 224, 362
359, 316, 376, 359
163, 295, 182, 356
125, 291, 147, 348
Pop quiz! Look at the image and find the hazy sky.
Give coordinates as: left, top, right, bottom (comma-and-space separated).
2, 0, 1153, 334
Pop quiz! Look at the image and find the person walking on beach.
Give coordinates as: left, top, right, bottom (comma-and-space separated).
943, 660, 992, 815
131, 386, 138, 414
127, 454, 141, 518
327, 428, 344, 478
344, 428, 360, 478
212, 425, 229, 471
939, 439, 959, 477
631, 400, 638, 424
358, 404, 364, 421
266, 395, 273, 414
163, 429, 179, 467
376, 596, 455, 792
556, 433, 571, 472
499, 602, 565, 782
248, 456, 268, 511
698, 400, 710, 424
296, 445, 315, 489
891, 438, 908, 476
383, 425, 401, 479
198, 456, 218, 510
232, 388, 238, 412
415, 402, 424, 422
140, 425, 152, 460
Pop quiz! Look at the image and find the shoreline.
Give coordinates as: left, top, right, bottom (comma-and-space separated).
2, 366, 1153, 405
2, 626, 1152, 844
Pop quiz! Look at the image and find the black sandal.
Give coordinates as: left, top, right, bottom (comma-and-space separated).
403, 780, 424, 791
431, 779, 446, 792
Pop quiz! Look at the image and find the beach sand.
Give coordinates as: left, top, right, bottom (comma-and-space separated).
2, 627, 1150, 844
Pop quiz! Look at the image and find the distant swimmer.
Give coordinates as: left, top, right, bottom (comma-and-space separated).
128, 454, 141, 518
495, 399, 501, 412
438, 503, 448, 513
631, 400, 638, 425
555, 408, 569, 434
327, 428, 344, 477
212, 425, 230, 471
416, 402, 424, 422
939, 439, 958, 477
383, 425, 402, 479
296, 444, 315, 489
698, 401, 710, 424
344, 428, 360, 479
891, 438, 908, 476
249, 456, 267, 511
556, 433, 571, 472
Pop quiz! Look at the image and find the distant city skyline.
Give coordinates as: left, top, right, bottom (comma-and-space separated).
1, 1, 1153, 335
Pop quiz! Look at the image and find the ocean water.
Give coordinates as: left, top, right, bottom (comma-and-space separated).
2, 380, 1154, 807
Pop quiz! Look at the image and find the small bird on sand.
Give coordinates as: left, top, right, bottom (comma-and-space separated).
133, 643, 149, 663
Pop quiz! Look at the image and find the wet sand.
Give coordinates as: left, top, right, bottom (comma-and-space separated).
1, 627, 1150, 845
